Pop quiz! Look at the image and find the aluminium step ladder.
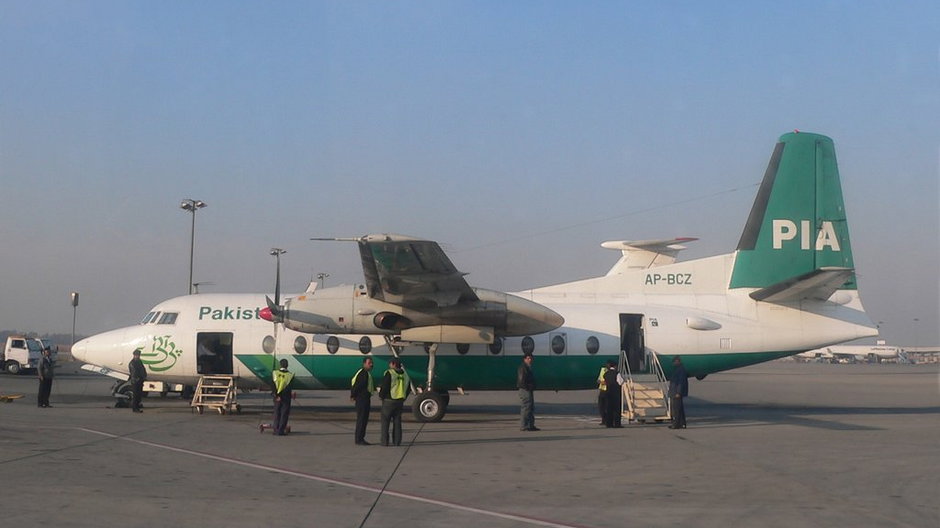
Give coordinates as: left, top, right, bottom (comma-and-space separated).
620, 350, 671, 424
191, 375, 241, 415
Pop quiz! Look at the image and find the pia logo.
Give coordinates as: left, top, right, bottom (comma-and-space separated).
142, 335, 183, 372
772, 219, 841, 251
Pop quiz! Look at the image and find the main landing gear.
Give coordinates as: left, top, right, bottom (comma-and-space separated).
412, 389, 450, 422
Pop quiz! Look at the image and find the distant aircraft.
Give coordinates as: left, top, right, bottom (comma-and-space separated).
796, 341, 905, 363
72, 131, 878, 421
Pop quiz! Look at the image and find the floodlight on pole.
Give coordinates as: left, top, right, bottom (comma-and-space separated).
180, 198, 207, 295
70, 292, 79, 346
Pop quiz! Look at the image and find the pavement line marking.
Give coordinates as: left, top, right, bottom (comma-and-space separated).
78, 427, 591, 528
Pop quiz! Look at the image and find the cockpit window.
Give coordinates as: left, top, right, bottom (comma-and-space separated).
157, 312, 179, 325
140, 312, 156, 325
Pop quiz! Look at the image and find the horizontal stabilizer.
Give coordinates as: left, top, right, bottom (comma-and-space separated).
602, 238, 698, 275
749, 267, 855, 303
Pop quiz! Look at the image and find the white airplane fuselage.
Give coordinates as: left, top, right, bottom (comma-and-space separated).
72, 251, 876, 392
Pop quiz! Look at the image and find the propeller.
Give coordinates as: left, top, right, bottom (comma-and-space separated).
261, 248, 287, 323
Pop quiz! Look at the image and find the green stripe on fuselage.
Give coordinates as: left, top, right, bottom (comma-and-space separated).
236, 350, 798, 390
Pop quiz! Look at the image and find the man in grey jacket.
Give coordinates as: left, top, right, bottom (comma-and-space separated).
37, 347, 54, 408
128, 348, 147, 413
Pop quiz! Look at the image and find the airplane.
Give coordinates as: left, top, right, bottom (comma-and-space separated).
796, 341, 906, 363
72, 131, 878, 421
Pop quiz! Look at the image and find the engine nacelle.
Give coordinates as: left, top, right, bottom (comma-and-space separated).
373, 312, 412, 331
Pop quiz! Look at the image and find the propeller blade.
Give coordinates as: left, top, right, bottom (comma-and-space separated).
274, 259, 281, 307
261, 295, 283, 323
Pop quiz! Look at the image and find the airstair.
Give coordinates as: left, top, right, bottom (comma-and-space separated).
620, 350, 671, 424
191, 375, 241, 415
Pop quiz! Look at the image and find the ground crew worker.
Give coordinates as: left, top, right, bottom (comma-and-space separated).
128, 348, 147, 413
603, 362, 623, 428
596, 361, 611, 425
517, 353, 539, 431
378, 357, 411, 446
350, 357, 375, 445
668, 356, 689, 429
37, 347, 54, 408
272, 359, 294, 436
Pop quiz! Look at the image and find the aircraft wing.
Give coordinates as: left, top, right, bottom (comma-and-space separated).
749, 267, 855, 303
356, 234, 479, 309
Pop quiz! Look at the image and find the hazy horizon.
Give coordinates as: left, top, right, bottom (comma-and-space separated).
1, 2, 937, 347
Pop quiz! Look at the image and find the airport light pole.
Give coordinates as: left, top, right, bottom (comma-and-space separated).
70, 292, 79, 346
317, 272, 329, 289
180, 199, 207, 295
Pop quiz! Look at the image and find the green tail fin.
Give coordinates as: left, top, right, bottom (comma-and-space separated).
730, 132, 856, 290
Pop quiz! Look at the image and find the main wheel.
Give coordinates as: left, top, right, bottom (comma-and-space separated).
412, 391, 447, 422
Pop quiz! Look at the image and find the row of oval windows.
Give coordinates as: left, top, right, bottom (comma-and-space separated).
261, 335, 603, 356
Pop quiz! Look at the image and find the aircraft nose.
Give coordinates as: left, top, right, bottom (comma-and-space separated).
71, 337, 89, 362
69, 327, 141, 369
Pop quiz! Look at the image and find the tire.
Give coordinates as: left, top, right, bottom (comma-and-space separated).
6, 361, 21, 375
412, 392, 447, 422
114, 381, 133, 397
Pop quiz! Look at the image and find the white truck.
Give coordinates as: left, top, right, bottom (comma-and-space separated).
2, 336, 44, 374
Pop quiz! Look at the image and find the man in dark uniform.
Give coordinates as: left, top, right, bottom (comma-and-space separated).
37, 347, 54, 408
517, 354, 539, 431
378, 357, 411, 446
603, 362, 623, 428
350, 357, 375, 445
128, 348, 147, 413
668, 356, 689, 429
272, 359, 294, 436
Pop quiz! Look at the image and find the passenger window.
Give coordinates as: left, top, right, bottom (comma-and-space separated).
488, 338, 503, 355
326, 336, 340, 354
521, 336, 535, 355
262, 335, 275, 354
294, 336, 307, 354
456, 343, 470, 355
586, 336, 600, 355
359, 336, 372, 354
551, 335, 566, 355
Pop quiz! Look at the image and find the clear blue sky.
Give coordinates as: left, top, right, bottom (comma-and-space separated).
1, 1, 937, 346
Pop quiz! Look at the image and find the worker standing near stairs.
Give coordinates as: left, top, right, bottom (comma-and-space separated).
668, 356, 688, 429
596, 361, 611, 425
272, 359, 294, 436
603, 363, 623, 428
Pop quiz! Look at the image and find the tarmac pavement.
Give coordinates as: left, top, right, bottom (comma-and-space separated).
0, 361, 937, 528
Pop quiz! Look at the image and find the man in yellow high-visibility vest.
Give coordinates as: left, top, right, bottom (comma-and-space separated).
272, 359, 294, 436
378, 357, 411, 446
350, 357, 375, 445
597, 361, 611, 426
